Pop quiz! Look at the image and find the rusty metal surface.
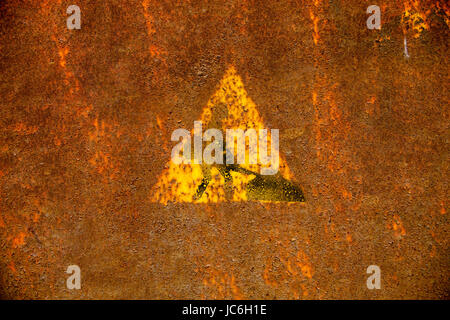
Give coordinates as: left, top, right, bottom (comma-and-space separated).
0, 0, 448, 299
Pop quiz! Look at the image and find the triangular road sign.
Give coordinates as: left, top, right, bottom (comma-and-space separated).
151, 66, 304, 204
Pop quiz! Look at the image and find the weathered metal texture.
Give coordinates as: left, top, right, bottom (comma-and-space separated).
0, 0, 448, 299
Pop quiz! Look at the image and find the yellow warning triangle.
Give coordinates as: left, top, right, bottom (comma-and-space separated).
151, 66, 299, 204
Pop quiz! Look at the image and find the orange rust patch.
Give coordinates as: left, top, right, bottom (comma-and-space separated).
201, 267, 245, 300
11, 232, 27, 248
10, 123, 39, 135
388, 214, 407, 239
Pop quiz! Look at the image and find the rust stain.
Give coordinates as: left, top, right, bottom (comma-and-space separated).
10, 123, 39, 135
388, 214, 407, 239
201, 267, 245, 300
10, 232, 27, 248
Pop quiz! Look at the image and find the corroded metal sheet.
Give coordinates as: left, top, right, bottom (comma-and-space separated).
0, 0, 448, 299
